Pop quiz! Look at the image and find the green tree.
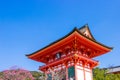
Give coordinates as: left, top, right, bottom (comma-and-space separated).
93, 67, 120, 80
31, 71, 45, 80
0, 72, 4, 80
93, 67, 106, 80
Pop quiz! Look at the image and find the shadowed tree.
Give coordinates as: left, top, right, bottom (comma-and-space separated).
31, 71, 45, 80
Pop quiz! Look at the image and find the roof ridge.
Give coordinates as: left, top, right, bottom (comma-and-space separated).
78, 24, 88, 30
78, 24, 96, 41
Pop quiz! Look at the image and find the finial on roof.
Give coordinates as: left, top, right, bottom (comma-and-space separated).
84, 23, 89, 27
78, 24, 96, 41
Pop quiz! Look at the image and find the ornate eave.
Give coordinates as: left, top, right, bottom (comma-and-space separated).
39, 53, 99, 71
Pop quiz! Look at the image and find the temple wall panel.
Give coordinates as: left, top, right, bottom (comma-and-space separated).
75, 65, 92, 80
84, 67, 92, 80
75, 65, 84, 80
84, 68, 91, 72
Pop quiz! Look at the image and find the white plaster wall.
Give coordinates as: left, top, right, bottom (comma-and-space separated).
84, 68, 91, 72
85, 68, 92, 80
76, 65, 84, 80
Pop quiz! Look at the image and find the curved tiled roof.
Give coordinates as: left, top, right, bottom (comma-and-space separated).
26, 24, 113, 57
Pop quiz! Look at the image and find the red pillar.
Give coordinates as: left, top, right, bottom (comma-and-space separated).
66, 65, 68, 80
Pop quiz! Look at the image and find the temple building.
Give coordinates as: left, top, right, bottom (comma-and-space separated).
26, 24, 112, 80
107, 66, 120, 74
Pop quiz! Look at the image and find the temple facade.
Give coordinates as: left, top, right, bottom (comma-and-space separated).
26, 25, 112, 80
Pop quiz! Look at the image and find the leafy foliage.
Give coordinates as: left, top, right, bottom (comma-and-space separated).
93, 67, 120, 80
30, 71, 45, 80
0, 72, 4, 80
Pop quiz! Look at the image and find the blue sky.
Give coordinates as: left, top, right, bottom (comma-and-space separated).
0, 0, 120, 71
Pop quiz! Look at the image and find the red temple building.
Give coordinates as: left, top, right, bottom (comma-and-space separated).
26, 25, 112, 80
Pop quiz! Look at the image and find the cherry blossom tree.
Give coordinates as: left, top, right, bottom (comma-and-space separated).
1, 68, 34, 80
